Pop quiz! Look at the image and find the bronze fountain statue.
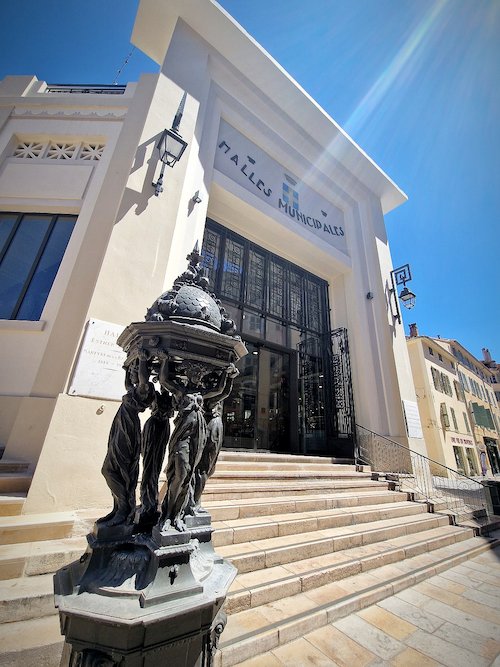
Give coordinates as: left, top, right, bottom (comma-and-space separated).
55, 244, 247, 667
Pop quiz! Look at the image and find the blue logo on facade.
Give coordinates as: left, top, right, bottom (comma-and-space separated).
282, 174, 299, 211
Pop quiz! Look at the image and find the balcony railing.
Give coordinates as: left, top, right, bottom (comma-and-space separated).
45, 84, 126, 95
356, 424, 489, 521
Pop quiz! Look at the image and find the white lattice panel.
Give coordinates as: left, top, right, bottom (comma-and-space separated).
12, 140, 105, 161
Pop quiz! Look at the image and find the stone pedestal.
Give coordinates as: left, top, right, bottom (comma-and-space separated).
55, 517, 236, 666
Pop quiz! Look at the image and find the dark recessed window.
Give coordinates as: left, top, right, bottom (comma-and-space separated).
0, 212, 77, 320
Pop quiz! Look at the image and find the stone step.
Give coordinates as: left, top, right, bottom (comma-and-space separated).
0, 523, 458, 623
214, 461, 358, 472
0, 494, 26, 517
0, 613, 63, 667
0, 572, 56, 623
218, 452, 351, 465
0, 460, 30, 474
216, 513, 452, 573
224, 524, 474, 615
205, 489, 407, 521
0, 523, 468, 626
0, 493, 407, 581
0, 512, 75, 546
0, 536, 86, 581
212, 500, 428, 547
203, 479, 388, 501
0, 473, 32, 494
208, 470, 372, 484
218, 533, 500, 667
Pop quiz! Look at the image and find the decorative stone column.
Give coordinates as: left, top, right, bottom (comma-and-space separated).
54, 245, 247, 666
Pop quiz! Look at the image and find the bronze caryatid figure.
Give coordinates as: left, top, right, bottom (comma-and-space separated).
96, 243, 246, 537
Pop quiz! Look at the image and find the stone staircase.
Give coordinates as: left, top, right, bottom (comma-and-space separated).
0, 451, 499, 666
0, 453, 31, 517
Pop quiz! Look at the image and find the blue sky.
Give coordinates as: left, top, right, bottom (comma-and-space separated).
0, 0, 498, 361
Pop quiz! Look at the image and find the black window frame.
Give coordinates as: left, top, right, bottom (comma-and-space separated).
202, 218, 330, 343
0, 212, 77, 320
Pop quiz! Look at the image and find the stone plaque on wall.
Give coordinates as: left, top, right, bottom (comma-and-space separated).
68, 319, 126, 401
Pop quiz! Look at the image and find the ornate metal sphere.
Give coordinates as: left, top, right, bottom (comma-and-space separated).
170, 284, 222, 331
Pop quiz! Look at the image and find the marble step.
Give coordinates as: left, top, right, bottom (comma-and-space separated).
0, 494, 25, 517
3, 533, 497, 667
223, 524, 475, 615
204, 489, 408, 521
0, 535, 86, 581
0, 494, 406, 581
0, 613, 63, 667
217, 452, 351, 465
208, 470, 372, 483
212, 500, 428, 547
214, 461, 358, 472
217, 533, 500, 667
0, 473, 32, 494
216, 513, 452, 573
0, 523, 467, 626
202, 479, 389, 501
0, 572, 56, 623
0, 511, 75, 546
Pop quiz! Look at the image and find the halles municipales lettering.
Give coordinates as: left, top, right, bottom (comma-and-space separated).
217, 139, 345, 239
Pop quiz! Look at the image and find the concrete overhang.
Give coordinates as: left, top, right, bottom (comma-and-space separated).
132, 0, 407, 215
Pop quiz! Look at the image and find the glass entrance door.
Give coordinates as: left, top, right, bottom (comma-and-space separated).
223, 342, 291, 451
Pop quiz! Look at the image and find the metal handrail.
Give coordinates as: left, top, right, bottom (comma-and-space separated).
356, 424, 489, 520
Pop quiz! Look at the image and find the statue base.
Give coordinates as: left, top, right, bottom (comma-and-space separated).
54, 519, 236, 666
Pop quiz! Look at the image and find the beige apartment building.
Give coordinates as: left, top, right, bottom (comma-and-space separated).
407, 325, 500, 478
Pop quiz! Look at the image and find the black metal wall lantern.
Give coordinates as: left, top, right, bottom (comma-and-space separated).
152, 92, 188, 197
389, 263, 416, 324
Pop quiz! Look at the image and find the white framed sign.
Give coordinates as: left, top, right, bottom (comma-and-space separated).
402, 400, 423, 439
68, 319, 126, 401
214, 120, 347, 253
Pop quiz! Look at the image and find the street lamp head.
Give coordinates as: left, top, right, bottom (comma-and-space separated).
152, 92, 189, 197
157, 127, 188, 168
399, 286, 416, 309
389, 263, 416, 323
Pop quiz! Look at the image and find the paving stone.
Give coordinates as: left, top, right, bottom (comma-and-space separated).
395, 587, 433, 608
234, 653, 283, 667
420, 598, 500, 640
434, 621, 500, 662
425, 574, 467, 594
405, 628, 489, 667
357, 605, 417, 640
461, 587, 500, 610
454, 595, 500, 626
332, 615, 404, 661
390, 646, 444, 667
377, 597, 445, 633
271, 637, 339, 666
306, 623, 377, 667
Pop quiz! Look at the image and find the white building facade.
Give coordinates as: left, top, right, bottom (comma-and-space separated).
0, 0, 424, 515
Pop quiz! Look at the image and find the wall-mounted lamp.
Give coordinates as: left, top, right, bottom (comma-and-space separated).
192, 190, 202, 204
152, 92, 188, 197
389, 263, 416, 324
